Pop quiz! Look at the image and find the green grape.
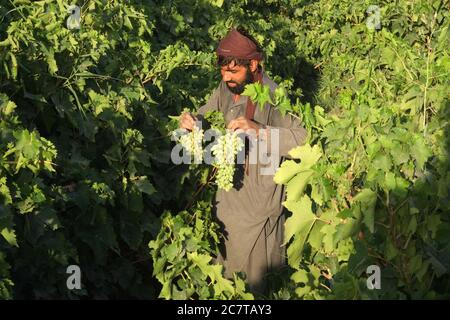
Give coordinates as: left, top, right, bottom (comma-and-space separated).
211, 131, 244, 191
177, 125, 204, 163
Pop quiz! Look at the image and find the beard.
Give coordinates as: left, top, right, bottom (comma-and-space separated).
225, 68, 253, 95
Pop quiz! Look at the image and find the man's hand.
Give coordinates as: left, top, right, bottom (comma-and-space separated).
180, 112, 197, 131
227, 116, 260, 135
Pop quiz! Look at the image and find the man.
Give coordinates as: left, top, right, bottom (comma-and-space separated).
179, 28, 308, 294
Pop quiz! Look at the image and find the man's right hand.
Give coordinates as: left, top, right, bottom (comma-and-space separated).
180, 112, 197, 131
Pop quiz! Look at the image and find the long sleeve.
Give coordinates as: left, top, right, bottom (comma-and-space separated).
261, 112, 308, 158
276, 115, 308, 157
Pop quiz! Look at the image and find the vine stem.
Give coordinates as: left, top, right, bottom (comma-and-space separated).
391, 45, 416, 82
316, 217, 332, 225
423, 34, 431, 136
185, 166, 218, 212
425, 9, 438, 132
319, 283, 332, 292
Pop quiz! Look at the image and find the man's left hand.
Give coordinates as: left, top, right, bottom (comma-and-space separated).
227, 116, 260, 135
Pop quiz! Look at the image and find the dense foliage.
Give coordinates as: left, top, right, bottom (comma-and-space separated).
0, 0, 448, 299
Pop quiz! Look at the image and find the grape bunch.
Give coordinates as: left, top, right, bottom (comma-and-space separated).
174, 110, 244, 191
177, 125, 204, 163
211, 130, 244, 191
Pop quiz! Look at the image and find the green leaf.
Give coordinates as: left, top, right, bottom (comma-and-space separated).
276, 98, 292, 117
254, 84, 273, 110
284, 196, 317, 269
210, 0, 224, 8
275, 144, 321, 197
427, 214, 441, 238
0, 96, 16, 116
313, 106, 332, 127
372, 153, 392, 171
242, 83, 273, 111
381, 46, 396, 65
308, 222, 325, 250
274, 87, 292, 117
284, 196, 316, 244
425, 245, 449, 277
288, 144, 322, 165
14, 130, 39, 158
187, 252, 234, 295
352, 189, 377, 233
348, 241, 369, 275
390, 145, 410, 166
407, 216, 417, 234
232, 274, 254, 299
42, 46, 58, 75
287, 234, 304, 271
285, 169, 314, 201
132, 177, 156, 196
241, 83, 258, 101
410, 135, 430, 170
295, 286, 311, 298
333, 217, 360, 244
291, 269, 309, 283
385, 239, 399, 260
37, 207, 60, 231
320, 224, 336, 252
384, 172, 397, 191
0, 177, 12, 205
310, 183, 323, 206
408, 255, 422, 274
273, 161, 302, 184
336, 209, 353, 219
165, 243, 180, 261
1, 228, 18, 247
211, 264, 234, 295
159, 280, 172, 299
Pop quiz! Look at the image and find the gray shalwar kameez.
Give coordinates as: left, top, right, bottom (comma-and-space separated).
196, 73, 308, 294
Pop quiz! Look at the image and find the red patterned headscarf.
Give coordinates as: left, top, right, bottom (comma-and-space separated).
216, 29, 263, 61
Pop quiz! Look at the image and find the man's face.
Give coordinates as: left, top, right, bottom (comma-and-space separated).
220, 62, 253, 95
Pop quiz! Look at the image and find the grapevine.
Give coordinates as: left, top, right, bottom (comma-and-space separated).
0, 0, 447, 301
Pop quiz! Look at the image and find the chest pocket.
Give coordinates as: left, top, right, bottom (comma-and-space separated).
223, 105, 245, 126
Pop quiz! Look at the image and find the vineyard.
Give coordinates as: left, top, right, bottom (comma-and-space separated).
0, 0, 449, 300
